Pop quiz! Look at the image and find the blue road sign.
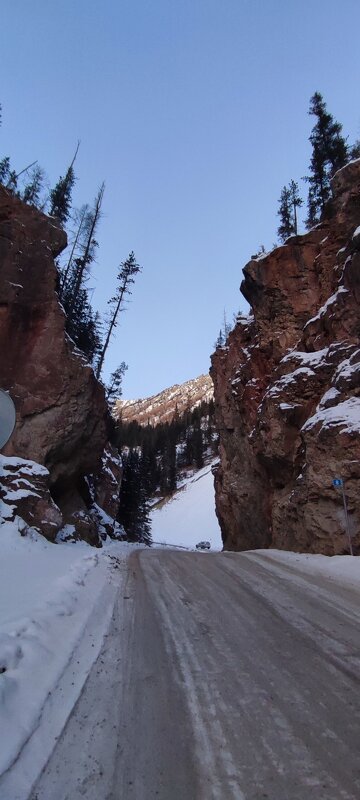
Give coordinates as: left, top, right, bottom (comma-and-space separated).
333, 478, 343, 487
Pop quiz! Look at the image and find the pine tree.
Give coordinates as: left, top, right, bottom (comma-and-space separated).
21, 165, 46, 208
141, 437, 160, 496
277, 185, 292, 241
49, 141, 79, 226
106, 362, 128, 403
288, 180, 302, 235
58, 204, 89, 298
62, 280, 102, 363
159, 437, 177, 493
193, 425, 204, 469
277, 180, 303, 242
118, 450, 152, 544
223, 309, 231, 339
205, 401, 218, 454
215, 329, 224, 349
305, 92, 348, 227
0, 157, 14, 186
0, 154, 39, 195
73, 305, 102, 363
350, 140, 360, 159
96, 251, 141, 379
66, 183, 105, 320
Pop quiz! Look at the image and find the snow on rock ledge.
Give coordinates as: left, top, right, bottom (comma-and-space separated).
0, 455, 62, 540
303, 397, 360, 435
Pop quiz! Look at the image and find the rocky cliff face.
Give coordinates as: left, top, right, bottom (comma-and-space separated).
211, 159, 360, 555
114, 374, 213, 427
0, 186, 122, 544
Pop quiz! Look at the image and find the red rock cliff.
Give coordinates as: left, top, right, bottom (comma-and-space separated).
210, 159, 360, 555
0, 186, 121, 543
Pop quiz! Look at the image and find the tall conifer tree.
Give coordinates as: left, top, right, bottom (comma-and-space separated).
106, 363, 128, 403
66, 183, 105, 319
277, 185, 293, 241
277, 180, 303, 241
288, 180, 302, 235
96, 251, 141, 379
49, 141, 79, 226
21, 165, 46, 208
58, 204, 89, 298
305, 92, 348, 227
118, 449, 152, 544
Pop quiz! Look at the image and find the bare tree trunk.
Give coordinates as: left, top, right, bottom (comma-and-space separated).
293, 202, 298, 235
96, 285, 126, 379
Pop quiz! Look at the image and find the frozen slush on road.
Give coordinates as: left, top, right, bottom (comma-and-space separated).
1, 543, 357, 800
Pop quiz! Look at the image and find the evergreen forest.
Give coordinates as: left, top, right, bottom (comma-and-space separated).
115, 399, 219, 545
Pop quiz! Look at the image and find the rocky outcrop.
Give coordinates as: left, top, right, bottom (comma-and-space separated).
0, 186, 108, 484
0, 186, 120, 544
114, 374, 213, 427
92, 445, 123, 520
0, 455, 62, 541
211, 159, 360, 555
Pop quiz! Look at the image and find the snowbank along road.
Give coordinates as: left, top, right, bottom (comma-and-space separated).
25, 550, 360, 799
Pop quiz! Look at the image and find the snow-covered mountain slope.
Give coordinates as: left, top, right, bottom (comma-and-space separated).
150, 462, 222, 550
114, 374, 213, 426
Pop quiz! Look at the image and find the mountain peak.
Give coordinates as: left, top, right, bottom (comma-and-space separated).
114, 374, 213, 426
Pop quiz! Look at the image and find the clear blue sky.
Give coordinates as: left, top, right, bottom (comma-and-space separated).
2, 0, 360, 398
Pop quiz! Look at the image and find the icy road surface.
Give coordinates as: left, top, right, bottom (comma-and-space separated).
30, 549, 360, 800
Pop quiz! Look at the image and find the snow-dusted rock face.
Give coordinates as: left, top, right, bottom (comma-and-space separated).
0, 187, 118, 543
114, 374, 213, 426
0, 455, 62, 541
91, 444, 123, 523
211, 159, 360, 555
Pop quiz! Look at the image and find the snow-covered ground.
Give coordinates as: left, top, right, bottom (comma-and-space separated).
0, 458, 224, 795
0, 516, 135, 798
150, 462, 223, 551
1, 468, 360, 798
254, 548, 360, 590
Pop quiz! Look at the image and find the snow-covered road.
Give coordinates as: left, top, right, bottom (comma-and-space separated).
26, 549, 360, 800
